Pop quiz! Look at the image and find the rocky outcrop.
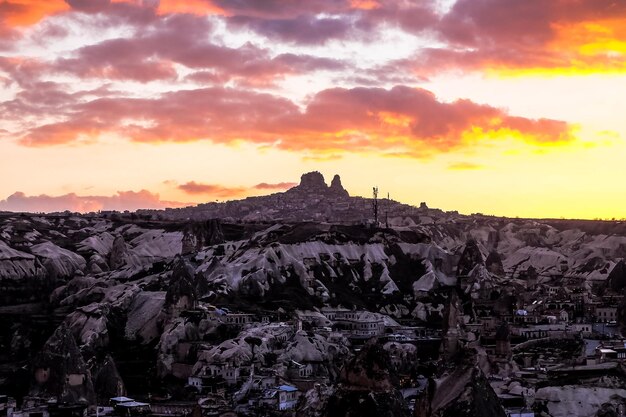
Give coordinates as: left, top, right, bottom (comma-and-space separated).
108, 235, 129, 270
535, 386, 626, 417
321, 341, 410, 417
286, 171, 348, 198
182, 219, 224, 254
440, 291, 465, 361
457, 239, 484, 277
0, 240, 47, 304
90, 354, 126, 402
30, 241, 86, 279
330, 174, 349, 198
0, 240, 44, 280
65, 303, 110, 355
125, 291, 166, 344
30, 323, 96, 404
165, 258, 197, 313
485, 251, 504, 276
298, 171, 328, 193
608, 260, 626, 291
415, 351, 506, 417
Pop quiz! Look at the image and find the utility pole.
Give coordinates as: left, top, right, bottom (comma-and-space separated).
385, 192, 390, 228
372, 186, 379, 225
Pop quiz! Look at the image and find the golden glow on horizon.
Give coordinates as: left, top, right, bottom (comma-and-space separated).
0, 136, 624, 219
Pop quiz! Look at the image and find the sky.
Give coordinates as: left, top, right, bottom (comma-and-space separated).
0, 0, 625, 219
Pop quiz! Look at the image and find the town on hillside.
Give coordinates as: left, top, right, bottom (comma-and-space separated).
1, 173, 626, 417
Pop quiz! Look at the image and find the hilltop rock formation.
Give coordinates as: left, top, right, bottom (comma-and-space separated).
287, 171, 349, 198
330, 174, 349, 197
298, 171, 328, 192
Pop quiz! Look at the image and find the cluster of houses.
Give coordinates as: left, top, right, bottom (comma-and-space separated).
5, 271, 626, 417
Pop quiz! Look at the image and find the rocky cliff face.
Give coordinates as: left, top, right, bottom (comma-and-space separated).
320, 341, 410, 417
415, 350, 506, 417
457, 239, 484, 277
330, 174, 350, 198
298, 171, 329, 193
182, 219, 224, 254
30, 323, 96, 404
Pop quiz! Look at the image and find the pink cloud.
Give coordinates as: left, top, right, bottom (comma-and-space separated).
253, 182, 297, 190
6, 85, 574, 157
0, 190, 187, 213
47, 13, 344, 84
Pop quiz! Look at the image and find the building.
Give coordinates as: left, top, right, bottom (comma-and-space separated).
114, 402, 150, 417
595, 341, 626, 362
222, 313, 255, 326
197, 363, 243, 386
323, 310, 385, 339
187, 375, 227, 395
595, 306, 617, 323
277, 385, 299, 411
0, 396, 15, 417
258, 385, 301, 411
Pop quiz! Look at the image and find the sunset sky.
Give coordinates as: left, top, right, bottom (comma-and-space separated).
1, 0, 625, 218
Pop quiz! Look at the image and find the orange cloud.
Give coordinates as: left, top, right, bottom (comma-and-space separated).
174, 180, 296, 198
0, 0, 68, 26
543, 18, 626, 73
178, 181, 247, 197
419, 0, 626, 76
350, 0, 379, 10
157, 0, 226, 16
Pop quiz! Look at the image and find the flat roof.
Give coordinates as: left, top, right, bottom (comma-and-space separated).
110, 397, 134, 402
117, 402, 149, 408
